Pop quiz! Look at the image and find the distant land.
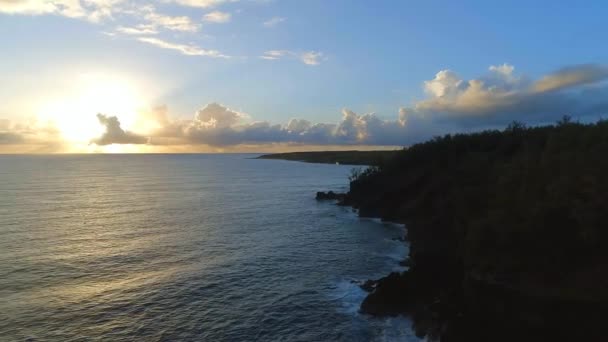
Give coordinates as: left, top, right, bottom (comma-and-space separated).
256, 150, 401, 166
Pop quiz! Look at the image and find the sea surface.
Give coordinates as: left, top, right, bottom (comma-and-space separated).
0, 154, 419, 341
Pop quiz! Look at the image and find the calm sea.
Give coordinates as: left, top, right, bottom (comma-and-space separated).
0, 154, 419, 341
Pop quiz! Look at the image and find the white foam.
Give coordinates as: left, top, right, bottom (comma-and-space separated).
373, 316, 426, 342
360, 217, 406, 229
329, 279, 368, 315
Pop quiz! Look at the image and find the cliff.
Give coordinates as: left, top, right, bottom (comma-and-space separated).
342, 119, 608, 341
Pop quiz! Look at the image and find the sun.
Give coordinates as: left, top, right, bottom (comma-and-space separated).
38, 73, 145, 145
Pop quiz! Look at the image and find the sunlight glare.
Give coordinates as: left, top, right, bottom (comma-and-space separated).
37, 73, 145, 144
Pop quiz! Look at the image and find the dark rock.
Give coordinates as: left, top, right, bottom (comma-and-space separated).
360, 279, 377, 292
315, 191, 345, 201
358, 206, 381, 218
399, 259, 412, 267
360, 272, 413, 316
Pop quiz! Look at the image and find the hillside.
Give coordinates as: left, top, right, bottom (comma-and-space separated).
342, 118, 608, 341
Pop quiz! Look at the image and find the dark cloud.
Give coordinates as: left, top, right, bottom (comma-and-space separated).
0, 132, 25, 144
0, 119, 65, 153
92, 114, 148, 145
147, 106, 412, 146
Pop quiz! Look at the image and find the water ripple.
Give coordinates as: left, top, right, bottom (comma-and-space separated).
0, 155, 419, 341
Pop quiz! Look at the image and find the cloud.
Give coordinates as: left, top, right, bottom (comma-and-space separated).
138, 64, 608, 147
203, 10, 231, 23
0, 0, 55, 15
260, 50, 324, 65
116, 24, 158, 35
533, 64, 608, 93
92, 113, 147, 145
193, 102, 247, 128
0, 118, 64, 152
263, 16, 285, 27
144, 11, 200, 32
137, 37, 228, 57
2, 1, 310, 63
6, 63, 608, 151
300, 51, 323, 65
409, 63, 608, 125
0, 131, 25, 144
143, 103, 409, 146
0, 0, 123, 22
170, 0, 238, 8
260, 50, 289, 60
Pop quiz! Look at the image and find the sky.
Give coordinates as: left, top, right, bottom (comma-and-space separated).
1, 0, 608, 153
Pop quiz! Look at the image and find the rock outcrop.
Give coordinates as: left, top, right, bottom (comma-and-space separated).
315, 191, 345, 201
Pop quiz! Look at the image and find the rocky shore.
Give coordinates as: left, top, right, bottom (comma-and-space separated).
315, 191, 346, 202
331, 191, 608, 341
314, 121, 608, 341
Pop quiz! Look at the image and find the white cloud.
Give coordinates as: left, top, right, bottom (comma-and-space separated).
263, 16, 285, 27
0, 0, 124, 22
410, 63, 608, 124
137, 37, 228, 57
0, 0, 56, 15
260, 50, 324, 65
116, 24, 158, 35
170, 0, 238, 8
260, 50, 289, 60
193, 102, 247, 128
144, 11, 200, 32
203, 10, 231, 23
300, 51, 323, 65
423, 70, 465, 97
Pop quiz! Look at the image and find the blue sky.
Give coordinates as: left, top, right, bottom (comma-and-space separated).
1, 0, 608, 152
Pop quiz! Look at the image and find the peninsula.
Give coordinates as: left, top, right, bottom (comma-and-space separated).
256, 150, 399, 166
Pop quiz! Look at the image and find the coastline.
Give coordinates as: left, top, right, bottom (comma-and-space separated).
320, 188, 608, 341
266, 121, 608, 341
256, 150, 399, 166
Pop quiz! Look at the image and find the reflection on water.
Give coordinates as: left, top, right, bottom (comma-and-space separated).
0, 154, 419, 341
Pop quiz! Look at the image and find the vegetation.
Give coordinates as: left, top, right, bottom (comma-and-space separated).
256, 150, 399, 166
345, 117, 608, 340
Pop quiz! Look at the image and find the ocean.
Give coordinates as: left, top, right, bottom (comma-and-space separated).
0, 154, 419, 341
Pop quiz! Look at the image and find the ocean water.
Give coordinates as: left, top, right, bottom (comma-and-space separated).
0, 154, 419, 341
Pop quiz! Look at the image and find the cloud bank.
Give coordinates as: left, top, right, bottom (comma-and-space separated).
0, 118, 65, 152
410, 63, 608, 125
4, 63, 607, 152
128, 63, 608, 148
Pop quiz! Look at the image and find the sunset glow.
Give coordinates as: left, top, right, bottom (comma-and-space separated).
1, 1, 607, 153
37, 74, 145, 144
